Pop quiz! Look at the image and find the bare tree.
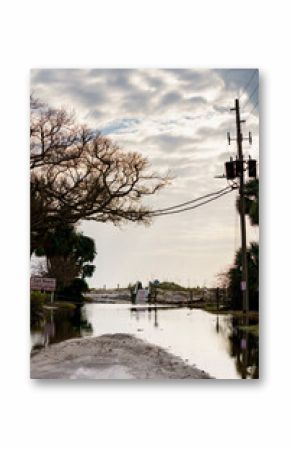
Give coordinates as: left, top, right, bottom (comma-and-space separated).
31, 99, 169, 250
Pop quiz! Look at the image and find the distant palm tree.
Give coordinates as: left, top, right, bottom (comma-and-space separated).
228, 241, 259, 310
236, 179, 259, 226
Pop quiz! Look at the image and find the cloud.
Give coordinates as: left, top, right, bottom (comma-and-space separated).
143, 134, 200, 152
31, 68, 259, 287
159, 90, 183, 107
101, 118, 140, 135
215, 68, 259, 110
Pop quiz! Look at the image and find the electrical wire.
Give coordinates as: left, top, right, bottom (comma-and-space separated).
221, 69, 235, 88
247, 99, 259, 117
150, 188, 234, 217
243, 83, 259, 112
151, 189, 234, 217
150, 186, 231, 214
239, 69, 258, 102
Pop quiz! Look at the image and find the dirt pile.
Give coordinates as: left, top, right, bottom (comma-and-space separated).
31, 333, 212, 379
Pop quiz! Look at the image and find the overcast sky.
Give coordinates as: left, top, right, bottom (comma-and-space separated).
31, 68, 259, 288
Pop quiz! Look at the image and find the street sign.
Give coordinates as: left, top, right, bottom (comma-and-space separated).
30, 277, 56, 292
241, 338, 247, 350
240, 281, 247, 291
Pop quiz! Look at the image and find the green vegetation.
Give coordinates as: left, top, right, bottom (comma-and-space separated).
33, 225, 95, 302
127, 280, 204, 293
52, 301, 77, 310
34, 225, 96, 289
30, 291, 48, 329
58, 278, 89, 302
204, 303, 231, 313
204, 306, 259, 320
224, 179, 259, 311
158, 281, 187, 291
226, 242, 259, 310
238, 324, 259, 337
30, 290, 50, 302
31, 291, 77, 311
31, 290, 79, 333
30, 97, 168, 304
236, 179, 259, 226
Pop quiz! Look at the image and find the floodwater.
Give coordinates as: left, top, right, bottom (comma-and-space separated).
31, 303, 259, 379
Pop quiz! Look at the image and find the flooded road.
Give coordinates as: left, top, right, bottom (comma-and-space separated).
31, 303, 259, 379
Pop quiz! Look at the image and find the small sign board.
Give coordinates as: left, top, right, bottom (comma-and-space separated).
240, 281, 247, 291
30, 277, 56, 292
136, 289, 149, 302
241, 338, 247, 350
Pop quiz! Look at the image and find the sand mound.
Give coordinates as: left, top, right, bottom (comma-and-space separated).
31, 333, 212, 379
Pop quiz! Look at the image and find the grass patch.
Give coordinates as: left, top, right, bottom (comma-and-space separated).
204, 305, 259, 320
204, 304, 231, 313
83, 295, 95, 302
53, 301, 77, 310
238, 324, 259, 337
230, 310, 259, 320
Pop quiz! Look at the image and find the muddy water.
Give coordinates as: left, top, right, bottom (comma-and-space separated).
31, 303, 258, 379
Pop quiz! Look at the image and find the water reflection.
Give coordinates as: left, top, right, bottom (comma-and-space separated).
228, 317, 259, 379
30, 304, 259, 379
216, 315, 220, 334
130, 306, 160, 327
31, 305, 93, 351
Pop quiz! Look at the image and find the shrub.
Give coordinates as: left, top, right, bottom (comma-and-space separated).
30, 290, 48, 329
57, 278, 89, 302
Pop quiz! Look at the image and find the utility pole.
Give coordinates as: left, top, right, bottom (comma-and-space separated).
230, 98, 249, 315
218, 98, 257, 315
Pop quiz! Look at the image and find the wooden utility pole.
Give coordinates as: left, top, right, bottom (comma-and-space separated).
231, 98, 249, 314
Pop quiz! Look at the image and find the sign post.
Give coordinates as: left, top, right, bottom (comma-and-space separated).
30, 277, 57, 304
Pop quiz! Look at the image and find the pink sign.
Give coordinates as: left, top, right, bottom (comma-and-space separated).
240, 281, 247, 291
136, 289, 149, 302
30, 277, 56, 292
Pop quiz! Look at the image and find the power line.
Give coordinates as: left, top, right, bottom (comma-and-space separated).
151, 189, 233, 217
243, 83, 259, 112
150, 186, 231, 214
247, 99, 259, 117
222, 69, 235, 87
150, 188, 234, 217
239, 69, 258, 102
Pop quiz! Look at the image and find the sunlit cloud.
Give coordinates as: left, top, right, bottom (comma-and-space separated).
31, 68, 259, 288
